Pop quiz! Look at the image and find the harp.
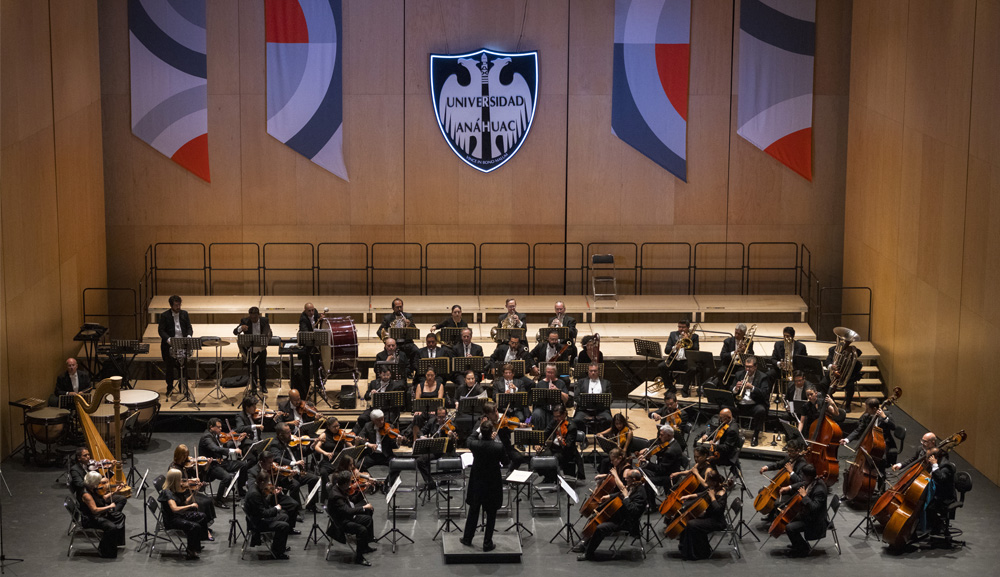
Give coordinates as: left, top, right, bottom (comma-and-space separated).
74, 376, 131, 497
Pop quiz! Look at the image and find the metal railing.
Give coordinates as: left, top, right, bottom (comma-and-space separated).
208, 242, 261, 294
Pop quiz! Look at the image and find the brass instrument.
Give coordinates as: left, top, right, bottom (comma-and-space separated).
649, 376, 666, 393
723, 323, 757, 383
378, 310, 409, 342
780, 335, 794, 384
828, 326, 861, 394
490, 310, 522, 343
75, 376, 131, 497
665, 329, 693, 367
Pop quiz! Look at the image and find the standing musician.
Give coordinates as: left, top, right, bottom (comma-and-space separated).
678, 468, 731, 560
327, 471, 376, 566
234, 397, 265, 454
158, 295, 192, 398
312, 417, 353, 481
576, 469, 647, 562
491, 363, 531, 422
275, 389, 316, 431
358, 409, 401, 488
757, 438, 808, 523
452, 328, 485, 384
777, 463, 828, 557
198, 417, 248, 507
531, 363, 570, 432
577, 334, 603, 364
548, 300, 578, 340
374, 337, 409, 377
649, 392, 693, 446
892, 432, 937, 471
245, 472, 292, 560
354, 365, 406, 433
496, 298, 528, 334
430, 304, 469, 346
460, 418, 512, 552
698, 409, 741, 469
797, 384, 841, 435
769, 326, 808, 385
378, 298, 418, 372
267, 422, 321, 511
454, 369, 485, 439
730, 356, 770, 447
543, 404, 586, 481
531, 329, 577, 365
572, 362, 613, 432
234, 306, 273, 394
169, 444, 217, 534
638, 424, 687, 491
296, 302, 323, 400
78, 471, 127, 558
159, 468, 209, 559
245, 452, 300, 533
416, 407, 459, 487
719, 323, 755, 378
658, 319, 700, 396
670, 445, 717, 486
489, 334, 534, 376
840, 398, 898, 484
825, 343, 863, 409
50, 357, 92, 406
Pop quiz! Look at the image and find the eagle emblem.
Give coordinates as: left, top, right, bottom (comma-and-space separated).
430, 49, 538, 173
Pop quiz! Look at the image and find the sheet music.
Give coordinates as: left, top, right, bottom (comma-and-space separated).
505, 469, 532, 484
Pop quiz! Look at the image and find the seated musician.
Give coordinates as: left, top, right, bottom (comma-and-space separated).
670, 445, 717, 486
893, 431, 937, 471
825, 344, 863, 409
491, 363, 531, 422
649, 392, 692, 446
597, 413, 633, 457
454, 370, 485, 440
678, 468, 730, 561
245, 452, 300, 532
416, 332, 453, 365
718, 324, 754, 380
327, 470, 377, 566
312, 417, 353, 481
245, 472, 292, 560
576, 469, 647, 561
489, 334, 534, 377
430, 304, 469, 337
354, 365, 406, 433
410, 366, 447, 439
496, 298, 528, 333
78, 471, 127, 558
543, 404, 586, 481
657, 319, 699, 396
698, 409, 741, 469
797, 384, 840, 434
452, 328, 485, 384
160, 468, 209, 559
159, 295, 193, 398
50, 357, 92, 406
374, 338, 409, 378
234, 397, 265, 454
531, 363, 570, 432
416, 406, 459, 488
548, 300, 578, 340
840, 398, 898, 485
69, 447, 92, 497
333, 455, 379, 503
275, 389, 315, 431
358, 409, 401, 488
596, 447, 631, 479
378, 298, 418, 371
920, 448, 956, 537
768, 326, 807, 385
198, 417, 249, 507
784, 371, 810, 420
169, 444, 217, 535
572, 363, 612, 433
267, 422, 321, 511
731, 355, 770, 447
777, 463, 827, 557
639, 424, 687, 490
234, 306, 272, 394
577, 334, 603, 364
531, 329, 577, 366
757, 438, 808, 523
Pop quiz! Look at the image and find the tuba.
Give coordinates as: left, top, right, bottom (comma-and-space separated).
828, 327, 860, 393
490, 310, 522, 343
723, 323, 756, 384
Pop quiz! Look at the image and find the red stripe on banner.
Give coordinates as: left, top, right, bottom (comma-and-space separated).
266, 0, 309, 43
655, 43, 690, 122
172, 134, 211, 182
764, 127, 812, 181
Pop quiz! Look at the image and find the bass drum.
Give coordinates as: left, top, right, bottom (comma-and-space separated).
317, 316, 358, 374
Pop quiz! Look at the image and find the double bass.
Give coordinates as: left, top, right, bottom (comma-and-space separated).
842, 387, 902, 505
804, 392, 842, 486
876, 430, 966, 548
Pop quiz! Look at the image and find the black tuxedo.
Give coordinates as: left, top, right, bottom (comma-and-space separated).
584, 484, 647, 560
233, 410, 263, 452
658, 330, 700, 393
543, 418, 584, 480
158, 309, 193, 391
571, 377, 612, 431
785, 480, 828, 552
266, 436, 320, 507
712, 423, 742, 467
492, 377, 532, 421
495, 312, 527, 332
489, 343, 534, 372
825, 345, 863, 407
546, 314, 578, 339
326, 483, 374, 560
244, 483, 291, 557
379, 311, 418, 371
462, 429, 511, 546
732, 368, 769, 434
198, 431, 244, 493
772, 340, 808, 361
51, 370, 92, 406
358, 421, 401, 486
720, 335, 754, 366
374, 349, 409, 380
530, 341, 577, 365
275, 399, 315, 428
531, 378, 569, 432
234, 316, 273, 391
296, 310, 321, 398
643, 438, 687, 488
353, 378, 406, 432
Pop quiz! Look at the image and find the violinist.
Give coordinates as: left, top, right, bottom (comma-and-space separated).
649, 392, 692, 446
677, 468, 730, 560
757, 438, 808, 524
491, 363, 530, 422
245, 452, 300, 532
893, 432, 937, 471
327, 470, 376, 566
639, 425, 686, 491
334, 455, 379, 504
531, 363, 570, 432
267, 422, 321, 512
313, 417, 353, 479
698, 409, 741, 468
245, 472, 292, 560
840, 398, 898, 483
657, 319, 699, 396
78, 471, 127, 558
416, 407, 460, 488
234, 397, 265, 453
169, 444, 217, 532
460, 418, 511, 552
454, 369, 486, 439
597, 413, 634, 458
358, 409, 400, 488
354, 365, 406, 433
531, 329, 577, 365
276, 389, 315, 431
198, 418, 248, 506
159, 468, 209, 559
730, 355, 769, 447
572, 363, 612, 432
778, 463, 827, 557
576, 469, 647, 562
542, 404, 586, 481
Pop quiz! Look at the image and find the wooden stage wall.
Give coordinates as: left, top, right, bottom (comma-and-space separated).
844, 0, 1000, 484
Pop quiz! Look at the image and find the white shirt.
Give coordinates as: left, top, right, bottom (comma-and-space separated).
173, 311, 182, 336
546, 344, 558, 359
504, 380, 517, 393
428, 348, 437, 358
69, 372, 79, 393
463, 344, 472, 357
250, 320, 265, 352
588, 379, 602, 394
504, 348, 516, 362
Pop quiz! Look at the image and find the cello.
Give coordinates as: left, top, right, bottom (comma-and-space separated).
804, 392, 842, 486
842, 387, 902, 505
582, 497, 623, 539
663, 477, 735, 539
754, 465, 793, 515
767, 479, 818, 538
579, 468, 624, 516
659, 469, 703, 518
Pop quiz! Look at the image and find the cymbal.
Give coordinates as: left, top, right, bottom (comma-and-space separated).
202, 339, 230, 347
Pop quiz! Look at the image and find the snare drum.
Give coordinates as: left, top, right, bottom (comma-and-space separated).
117, 389, 160, 428
25, 407, 70, 445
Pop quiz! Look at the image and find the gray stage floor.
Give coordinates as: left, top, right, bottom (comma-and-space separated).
1, 407, 997, 577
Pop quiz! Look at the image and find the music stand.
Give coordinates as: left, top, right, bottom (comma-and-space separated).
108, 339, 149, 389
794, 355, 825, 385
452, 356, 485, 377
573, 362, 603, 379
73, 323, 107, 376
508, 359, 527, 377
237, 333, 270, 406
512, 429, 545, 458
549, 475, 581, 546
536, 326, 572, 343
496, 392, 528, 421
378, 477, 414, 553
530, 387, 563, 409
302, 479, 328, 549
636, 467, 664, 548
412, 398, 445, 415
503, 469, 535, 539
633, 338, 663, 409
438, 327, 464, 346
546, 361, 571, 378
704, 388, 737, 411
374, 361, 405, 382
296, 331, 330, 406
224, 472, 245, 548
416, 357, 450, 380
169, 337, 202, 409
371, 390, 405, 416
411, 438, 456, 538
576, 393, 611, 433
129, 468, 157, 552
388, 327, 420, 343
331, 445, 367, 471
495, 328, 527, 343
457, 396, 486, 417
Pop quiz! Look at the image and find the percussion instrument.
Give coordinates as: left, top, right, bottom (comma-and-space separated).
25, 407, 70, 465
91, 403, 127, 447
116, 389, 160, 429
317, 316, 358, 374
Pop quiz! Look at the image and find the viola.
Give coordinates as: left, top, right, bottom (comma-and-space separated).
497, 415, 529, 431
804, 394, 843, 486
297, 401, 321, 419
659, 470, 702, 518
843, 387, 902, 506
219, 431, 247, 444
330, 430, 356, 443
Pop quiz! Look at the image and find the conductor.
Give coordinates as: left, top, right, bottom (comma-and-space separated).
459, 418, 511, 552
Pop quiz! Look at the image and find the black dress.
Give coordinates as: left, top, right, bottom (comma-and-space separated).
78, 488, 126, 558
169, 462, 217, 524
158, 488, 209, 552
678, 490, 728, 560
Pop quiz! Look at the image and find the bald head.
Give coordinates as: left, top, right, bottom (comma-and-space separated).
719, 408, 733, 423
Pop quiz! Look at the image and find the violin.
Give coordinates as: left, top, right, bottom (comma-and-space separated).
288, 435, 316, 447
497, 414, 528, 431
96, 477, 127, 498
546, 419, 569, 449
184, 456, 217, 468
697, 421, 729, 462
270, 463, 298, 477
219, 431, 247, 444
252, 409, 277, 420
297, 401, 321, 419
87, 459, 121, 472
842, 387, 902, 506
378, 422, 401, 440
329, 430, 357, 443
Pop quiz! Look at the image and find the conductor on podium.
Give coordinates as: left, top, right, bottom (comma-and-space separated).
460, 419, 511, 552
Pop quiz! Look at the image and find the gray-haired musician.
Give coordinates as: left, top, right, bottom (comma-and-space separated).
158, 295, 192, 398
548, 300, 578, 340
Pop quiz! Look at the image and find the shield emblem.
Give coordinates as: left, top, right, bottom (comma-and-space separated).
430, 48, 539, 173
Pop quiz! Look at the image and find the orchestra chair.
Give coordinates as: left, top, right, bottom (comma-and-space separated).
152, 474, 166, 493
323, 505, 358, 562
434, 456, 466, 517
710, 497, 744, 559
63, 496, 105, 557
146, 496, 188, 558
240, 505, 277, 560
893, 425, 906, 447
528, 456, 561, 515
591, 254, 617, 300
387, 457, 419, 516
808, 495, 841, 555
608, 527, 647, 559
936, 470, 972, 548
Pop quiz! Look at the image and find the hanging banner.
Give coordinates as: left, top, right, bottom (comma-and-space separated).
266, 0, 348, 181
129, 0, 210, 182
612, 0, 691, 182
736, 0, 815, 181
